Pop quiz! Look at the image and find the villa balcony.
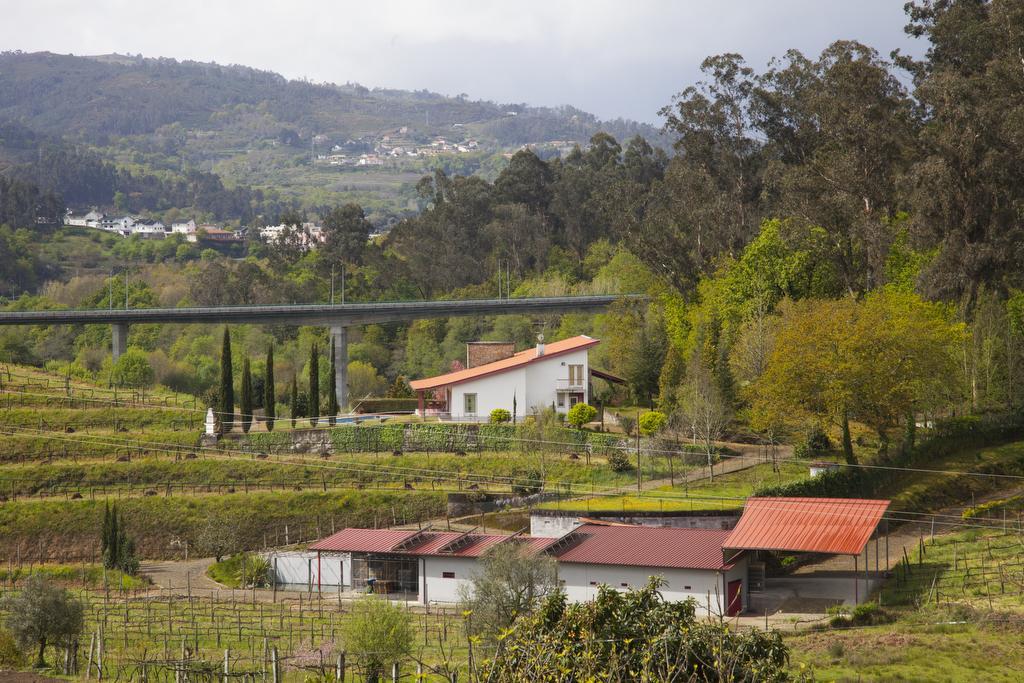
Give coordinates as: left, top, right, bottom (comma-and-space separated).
555, 378, 586, 392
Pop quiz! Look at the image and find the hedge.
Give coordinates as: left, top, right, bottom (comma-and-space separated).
351, 398, 419, 414
330, 424, 405, 452
755, 411, 1024, 501
242, 422, 631, 456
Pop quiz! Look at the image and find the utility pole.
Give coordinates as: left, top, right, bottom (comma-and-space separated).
330, 265, 335, 305
124, 266, 129, 310
341, 264, 345, 304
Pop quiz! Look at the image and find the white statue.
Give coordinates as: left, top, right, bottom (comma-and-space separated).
205, 407, 217, 436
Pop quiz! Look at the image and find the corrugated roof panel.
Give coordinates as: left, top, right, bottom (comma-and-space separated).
553, 524, 734, 571
410, 335, 599, 390
723, 497, 890, 556
308, 528, 418, 552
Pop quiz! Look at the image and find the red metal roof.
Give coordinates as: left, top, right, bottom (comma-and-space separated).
310, 524, 739, 570
553, 524, 735, 571
309, 528, 517, 558
724, 497, 890, 556
309, 528, 418, 552
409, 335, 599, 391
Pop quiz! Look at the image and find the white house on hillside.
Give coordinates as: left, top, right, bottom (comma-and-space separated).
410, 335, 621, 420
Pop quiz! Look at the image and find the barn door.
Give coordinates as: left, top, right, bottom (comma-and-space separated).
726, 579, 743, 617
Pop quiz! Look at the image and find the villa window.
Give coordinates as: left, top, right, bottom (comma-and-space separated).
464, 393, 477, 415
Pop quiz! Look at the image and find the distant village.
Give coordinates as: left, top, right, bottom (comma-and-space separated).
314, 126, 580, 168
64, 210, 331, 248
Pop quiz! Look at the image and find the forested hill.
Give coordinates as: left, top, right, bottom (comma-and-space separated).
0, 51, 665, 145
0, 51, 666, 217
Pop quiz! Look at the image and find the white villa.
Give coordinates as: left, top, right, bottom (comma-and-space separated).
410, 335, 622, 420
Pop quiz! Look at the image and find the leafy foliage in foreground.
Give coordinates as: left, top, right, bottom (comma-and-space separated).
481, 578, 797, 682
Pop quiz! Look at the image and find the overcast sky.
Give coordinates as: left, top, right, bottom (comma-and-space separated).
0, 0, 923, 124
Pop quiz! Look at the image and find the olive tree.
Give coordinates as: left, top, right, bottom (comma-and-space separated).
458, 542, 559, 641
2, 575, 83, 670
342, 596, 413, 683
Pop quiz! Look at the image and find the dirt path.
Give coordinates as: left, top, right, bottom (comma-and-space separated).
140, 557, 221, 592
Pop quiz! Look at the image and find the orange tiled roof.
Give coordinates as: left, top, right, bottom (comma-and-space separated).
409, 335, 599, 391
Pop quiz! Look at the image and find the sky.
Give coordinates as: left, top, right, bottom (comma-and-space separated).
0, 0, 923, 124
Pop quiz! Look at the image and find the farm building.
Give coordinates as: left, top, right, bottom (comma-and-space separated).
293, 523, 748, 616
409, 335, 623, 420
286, 497, 891, 616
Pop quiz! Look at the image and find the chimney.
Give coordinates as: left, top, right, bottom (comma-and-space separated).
536, 333, 545, 357
466, 341, 515, 368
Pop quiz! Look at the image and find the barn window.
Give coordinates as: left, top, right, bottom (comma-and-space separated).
620, 582, 628, 587
589, 581, 598, 586
442, 571, 456, 579
684, 585, 691, 590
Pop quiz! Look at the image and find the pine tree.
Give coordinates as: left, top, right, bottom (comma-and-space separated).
264, 343, 276, 432
219, 327, 234, 433
327, 337, 339, 425
309, 343, 320, 427
240, 356, 253, 433
290, 376, 299, 429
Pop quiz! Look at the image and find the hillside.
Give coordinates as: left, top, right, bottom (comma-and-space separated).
0, 51, 669, 217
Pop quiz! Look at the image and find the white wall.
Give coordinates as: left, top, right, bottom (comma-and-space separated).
531, 514, 583, 537
449, 368, 526, 419
447, 348, 592, 419
556, 563, 730, 615
267, 551, 346, 587
422, 556, 479, 604
524, 348, 589, 415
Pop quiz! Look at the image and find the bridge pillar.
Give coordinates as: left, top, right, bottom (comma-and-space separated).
111, 323, 128, 361
330, 324, 348, 412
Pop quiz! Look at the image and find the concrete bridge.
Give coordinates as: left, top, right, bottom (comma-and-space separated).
0, 295, 641, 410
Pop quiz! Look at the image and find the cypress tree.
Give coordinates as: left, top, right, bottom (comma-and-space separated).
290, 376, 299, 429
240, 356, 253, 433
105, 504, 120, 569
327, 337, 339, 425
264, 343, 276, 432
101, 502, 111, 558
219, 327, 234, 433
309, 343, 320, 427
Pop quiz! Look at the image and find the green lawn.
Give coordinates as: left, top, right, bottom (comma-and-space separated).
538, 460, 814, 513
788, 614, 1024, 682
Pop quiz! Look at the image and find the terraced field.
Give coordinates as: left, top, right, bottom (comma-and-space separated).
0, 363, 691, 562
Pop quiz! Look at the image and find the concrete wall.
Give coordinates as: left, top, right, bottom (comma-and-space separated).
557, 563, 732, 615
422, 556, 479, 604
267, 551, 347, 587
530, 511, 743, 537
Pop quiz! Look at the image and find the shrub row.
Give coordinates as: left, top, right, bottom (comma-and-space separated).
755, 411, 1024, 501
244, 423, 630, 456
351, 398, 419, 414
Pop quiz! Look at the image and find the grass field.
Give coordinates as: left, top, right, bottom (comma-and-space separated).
537, 460, 813, 513
787, 613, 1024, 682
